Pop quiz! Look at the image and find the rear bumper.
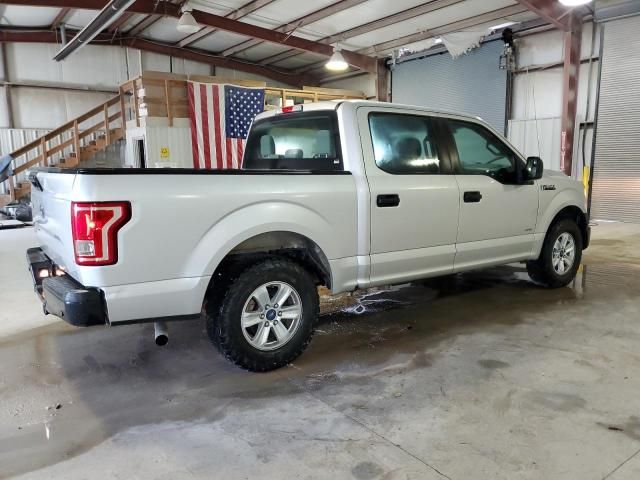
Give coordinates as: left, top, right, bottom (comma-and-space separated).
27, 247, 106, 327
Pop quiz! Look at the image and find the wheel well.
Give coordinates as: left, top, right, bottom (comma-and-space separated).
551, 206, 589, 247
212, 232, 332, 291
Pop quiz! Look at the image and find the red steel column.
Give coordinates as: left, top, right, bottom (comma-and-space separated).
560, 13, 582, 176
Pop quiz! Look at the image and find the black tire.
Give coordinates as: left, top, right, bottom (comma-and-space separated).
527, 219, 583, 288
205, 257, 318, 372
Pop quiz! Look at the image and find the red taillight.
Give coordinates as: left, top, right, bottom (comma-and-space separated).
280, 105, 303, 114
71, 202, 131, 266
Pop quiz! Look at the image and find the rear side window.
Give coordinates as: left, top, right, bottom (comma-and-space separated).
243, 112, 342, 170
368, 112, 441, 174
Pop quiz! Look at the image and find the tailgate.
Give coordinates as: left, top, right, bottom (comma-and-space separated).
30, 170, 78, 277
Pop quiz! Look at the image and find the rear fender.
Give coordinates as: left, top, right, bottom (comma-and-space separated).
183, 201, 334, 280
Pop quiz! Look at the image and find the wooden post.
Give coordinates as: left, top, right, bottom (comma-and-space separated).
73, 120, 81, 160
133, 82, 140, 127
119, 86, 126, 131
104, 103, 111, 144
165, 79, 173, 127
40, 137, 47, 166
8, 175, 15, 202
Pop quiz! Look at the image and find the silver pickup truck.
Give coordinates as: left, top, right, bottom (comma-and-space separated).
26, 100, 589, 371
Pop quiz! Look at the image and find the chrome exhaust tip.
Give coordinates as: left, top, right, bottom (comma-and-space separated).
154, 321, 168, 346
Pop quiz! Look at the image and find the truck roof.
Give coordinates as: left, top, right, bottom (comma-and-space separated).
255, 100, 486, 124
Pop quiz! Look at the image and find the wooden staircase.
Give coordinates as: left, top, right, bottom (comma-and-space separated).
0, 90, 133, 202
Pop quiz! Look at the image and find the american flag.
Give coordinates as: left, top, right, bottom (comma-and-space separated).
187, 82, 265, 169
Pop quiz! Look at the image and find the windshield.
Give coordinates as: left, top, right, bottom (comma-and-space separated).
243, 112, 342, 170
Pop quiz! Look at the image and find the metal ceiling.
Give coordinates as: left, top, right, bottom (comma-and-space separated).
0, 0, 583, 85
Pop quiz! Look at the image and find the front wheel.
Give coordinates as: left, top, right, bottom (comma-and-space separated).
527, 219, 583, 288
205, 257, 318, 372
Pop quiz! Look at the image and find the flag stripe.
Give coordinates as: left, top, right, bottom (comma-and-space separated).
211, 85, 223, 169
199, 83, 211, 169
236, 139, 243, 169
207, 84, 216, 168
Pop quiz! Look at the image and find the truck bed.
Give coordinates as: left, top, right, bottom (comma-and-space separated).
30, 167, 358, 323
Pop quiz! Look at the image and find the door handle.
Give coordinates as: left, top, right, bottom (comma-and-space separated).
377, 194, 400, 208
463, 191, 482, 203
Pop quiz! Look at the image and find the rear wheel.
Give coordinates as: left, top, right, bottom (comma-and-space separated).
527, 219, 582, 288
205, 257, 318, 372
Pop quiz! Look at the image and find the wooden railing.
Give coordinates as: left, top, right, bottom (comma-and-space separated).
131, 72, 366, 126
2, 94, 127, 201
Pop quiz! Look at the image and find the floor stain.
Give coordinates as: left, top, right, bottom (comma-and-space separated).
478, 359, 510, 370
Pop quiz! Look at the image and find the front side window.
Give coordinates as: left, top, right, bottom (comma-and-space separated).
243, 113, 341, 170
368, 112, 441, 174
447, 119, 520, 183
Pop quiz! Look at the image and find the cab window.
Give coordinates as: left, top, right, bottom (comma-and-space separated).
447, 119, 521, 183
368, 112, 441, 174
243, 112, 341, 170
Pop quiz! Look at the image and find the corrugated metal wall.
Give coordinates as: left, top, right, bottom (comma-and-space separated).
391, 40, 507, 132
591, 15, 640, 222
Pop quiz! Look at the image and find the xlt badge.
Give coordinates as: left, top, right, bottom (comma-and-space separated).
541, 184, 557, 191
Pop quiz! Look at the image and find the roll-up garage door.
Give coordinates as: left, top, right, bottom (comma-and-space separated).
591, 15, 640, 222
391, 40, 506, 132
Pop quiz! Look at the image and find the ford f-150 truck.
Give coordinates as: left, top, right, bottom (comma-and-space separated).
26, 100, 589, 371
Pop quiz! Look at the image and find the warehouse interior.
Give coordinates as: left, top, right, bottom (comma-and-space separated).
1, 0, 640, 478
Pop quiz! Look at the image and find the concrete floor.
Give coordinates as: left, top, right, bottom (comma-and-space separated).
2, 223, 640, 479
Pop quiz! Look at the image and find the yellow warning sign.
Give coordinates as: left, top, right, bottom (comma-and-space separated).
160, 147, 170, 159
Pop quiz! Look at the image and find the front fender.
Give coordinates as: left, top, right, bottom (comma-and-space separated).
182, 201, 345, 278
536, 187, 587, 235
532, 185, 587, 258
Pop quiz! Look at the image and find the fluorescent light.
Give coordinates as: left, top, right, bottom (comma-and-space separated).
177, 8, 200, 34
489, 21, 517, 31
433, 38, 443, 44
54, 0, 136, 61
559, 0, 592, 6
325, 47, 348, 71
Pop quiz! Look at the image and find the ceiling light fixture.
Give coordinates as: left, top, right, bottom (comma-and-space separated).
177, 6, 200, 34
53, 0, 136, 61
558, 0, 593, 6
325, 46, 349, 72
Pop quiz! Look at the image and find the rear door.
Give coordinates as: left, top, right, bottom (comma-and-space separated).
356, 106, 459, 286
441, 118, 539, 270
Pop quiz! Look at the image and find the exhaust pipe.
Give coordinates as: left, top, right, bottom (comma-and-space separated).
154, 321, 168, 346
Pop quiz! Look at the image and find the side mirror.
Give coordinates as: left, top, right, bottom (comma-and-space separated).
526, 156, 544, 180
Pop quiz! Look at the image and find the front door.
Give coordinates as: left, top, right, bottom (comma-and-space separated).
442, 118, 539, 271
357, 107, 460, 286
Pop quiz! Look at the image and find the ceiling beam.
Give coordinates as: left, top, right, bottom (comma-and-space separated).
0, 1, 180, 15
177, 0, 276, 48
514, 0, 571, 31
108, 11, 134, 33
51, 7, 71, 27
257, 0, 465, 66
125, 38, 314, 86
222, 0, 369, 57
188, 9, 376, 72
0, 28, 314, 86
300, 4, 530, 74
126, 14, 161, 37
2, 0, 377, 72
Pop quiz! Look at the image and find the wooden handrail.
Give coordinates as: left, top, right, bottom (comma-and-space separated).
10, 95, 122, 159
